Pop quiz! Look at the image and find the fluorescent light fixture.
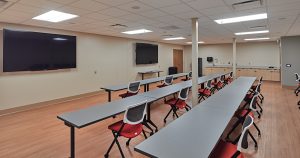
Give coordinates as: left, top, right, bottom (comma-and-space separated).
244, 37, 270, 41
163, 37, 186, 40
53, 37, 67, 41
215, 13, 267, 24
122, 29, 152, 35
33, 10, 78, 22
235, 30, 269, 35
186, 41, 205, 44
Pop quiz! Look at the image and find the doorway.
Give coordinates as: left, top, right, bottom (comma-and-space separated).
173, 49, 183, 73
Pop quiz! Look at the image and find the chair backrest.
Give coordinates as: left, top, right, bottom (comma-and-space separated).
178, 87, 189, 101
230, 71, 233, 77
295, 73, 299, 81
188, 71, 192, 79
221, 75, 225, 81
237, 115, 254, 151
206, 80, 212, 89
249, 93, 259, 111
123, 101, 147, 125
164, 76, 174, 85
128, 81, 140, 93
255, 82, 262, 93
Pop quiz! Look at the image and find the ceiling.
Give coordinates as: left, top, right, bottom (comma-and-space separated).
0, 0, 300, 45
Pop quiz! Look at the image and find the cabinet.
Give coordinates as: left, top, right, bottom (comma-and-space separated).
204, 67, 280, 81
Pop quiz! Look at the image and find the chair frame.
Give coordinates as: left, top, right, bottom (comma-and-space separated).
105, 101, 148, 158
198, 80, 213, 102
119, 81, 141, 98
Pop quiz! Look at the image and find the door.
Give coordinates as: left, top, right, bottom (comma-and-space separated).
173, 49, 183, 73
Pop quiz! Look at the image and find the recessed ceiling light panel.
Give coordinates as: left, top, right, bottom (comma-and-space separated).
122, 29, 152, 35
33, 10, 78, 22
215, 13, 267, 24
235, 30, 269, 35
244, 37, 270, 41
163, 37, 186, 40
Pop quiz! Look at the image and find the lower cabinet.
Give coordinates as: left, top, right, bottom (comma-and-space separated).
204, 67, 280, 81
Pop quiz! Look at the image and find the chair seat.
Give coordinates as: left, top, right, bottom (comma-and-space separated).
239, 110, 254, 118
119, 92, 137, 98
108, 120, 143, 138
198, 89, 211, 96
244, 93, 254, 102
165, 98, 187, 109
181, 78, 189, 81
210, 140, 244, 158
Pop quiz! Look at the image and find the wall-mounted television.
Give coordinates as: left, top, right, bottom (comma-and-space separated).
136, 43, 158, 64
3, 29, 76, 72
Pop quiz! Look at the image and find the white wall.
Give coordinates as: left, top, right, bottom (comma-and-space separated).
183, 41, 280, 71
0, 23, 183, 110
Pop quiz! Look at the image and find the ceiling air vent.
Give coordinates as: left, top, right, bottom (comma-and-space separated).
160, 25, 180, 30
231, 0, 263, 10
249, 25, 266, 29
110, 24, 128, 29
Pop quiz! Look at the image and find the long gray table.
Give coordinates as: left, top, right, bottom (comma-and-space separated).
101, 72, 188, 102
138, 70, 163, 80
135, 77, 256, 158
57, 72, 231, 158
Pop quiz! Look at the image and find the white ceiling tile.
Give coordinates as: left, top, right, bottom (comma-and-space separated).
84, 12, 112, 21
173, 10, 203, 20
200, 6, 233, 16
57, 6, 92, 15
19, 0, 63, 9
187, 0, 225, 10
70, 0, 109, 11
116, 1, 154, 13
94, 0, 136, 6
99, 7, 131, 17
138, 0, 182, 8
159, 4, 194, 14
49, 0, 78, 5
138, 9, 168, 18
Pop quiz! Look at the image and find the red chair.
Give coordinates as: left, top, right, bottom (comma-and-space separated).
198, 80, 213, 102
295, 73, 300, 96
164, 87, 190, 123
105, 101, 148, 158
119, 81, 140, 98
224, 71, 234, 84
212, 75, 226, 91
226, 93, 261, 140
181, 71, 192, 81
157, 75, 173, 88
210, 115, 258, 158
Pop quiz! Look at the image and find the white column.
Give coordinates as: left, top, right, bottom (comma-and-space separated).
233, 38, 237, 78
191, 18, 199, 106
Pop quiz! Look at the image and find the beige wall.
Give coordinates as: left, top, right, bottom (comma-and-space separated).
183, 41, 280, 71
0, 23, 183, 110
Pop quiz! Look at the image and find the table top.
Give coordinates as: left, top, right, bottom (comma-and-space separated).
57, 95, 155, 128
134, 77, 256, 158
101, 73, 188, 91
138, 70, 163, 74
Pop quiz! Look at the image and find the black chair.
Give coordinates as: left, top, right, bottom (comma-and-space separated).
210, 115, 258, 158
105, 101, 148, 158
157, 76, 173, 88
164, 87, 191, 123
226, 93, 261, 140
119, 81, 140, 98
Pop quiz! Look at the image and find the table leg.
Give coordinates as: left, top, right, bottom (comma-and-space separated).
146, 102, 158, 132
142, 74, 144, 80
158, 72, 160, 77
147, 84, 150, 91
185, 75, 188, 80
70, 126, 75, 158
144, 84, 147, 92
108, 91, 112, 102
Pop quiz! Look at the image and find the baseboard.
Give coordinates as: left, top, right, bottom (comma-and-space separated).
0, 90, 105, 116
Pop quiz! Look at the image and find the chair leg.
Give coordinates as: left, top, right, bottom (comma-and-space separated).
256, 111, 261, 119
185, 107, 189, 112
164, 108, 173, 123
253, 122, 261, 137
172, 107, 179, 118
186, 105, 192, 110
126, 138, 131, 146
248, 131, 258, 150
142, 121, 153, 135
105, 132, 118, 158
115, 135, 125, 158
257, 102, 263, 113
142, 130, 148, 139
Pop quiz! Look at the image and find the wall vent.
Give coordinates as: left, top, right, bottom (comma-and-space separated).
231, 0, 263, 10
160, 25, 180, 30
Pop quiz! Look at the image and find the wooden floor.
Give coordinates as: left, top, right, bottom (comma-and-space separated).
0, 80, 299, 158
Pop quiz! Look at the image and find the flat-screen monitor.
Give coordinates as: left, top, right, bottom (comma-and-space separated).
3, 29, 76, 72
136, 43, 158, 64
